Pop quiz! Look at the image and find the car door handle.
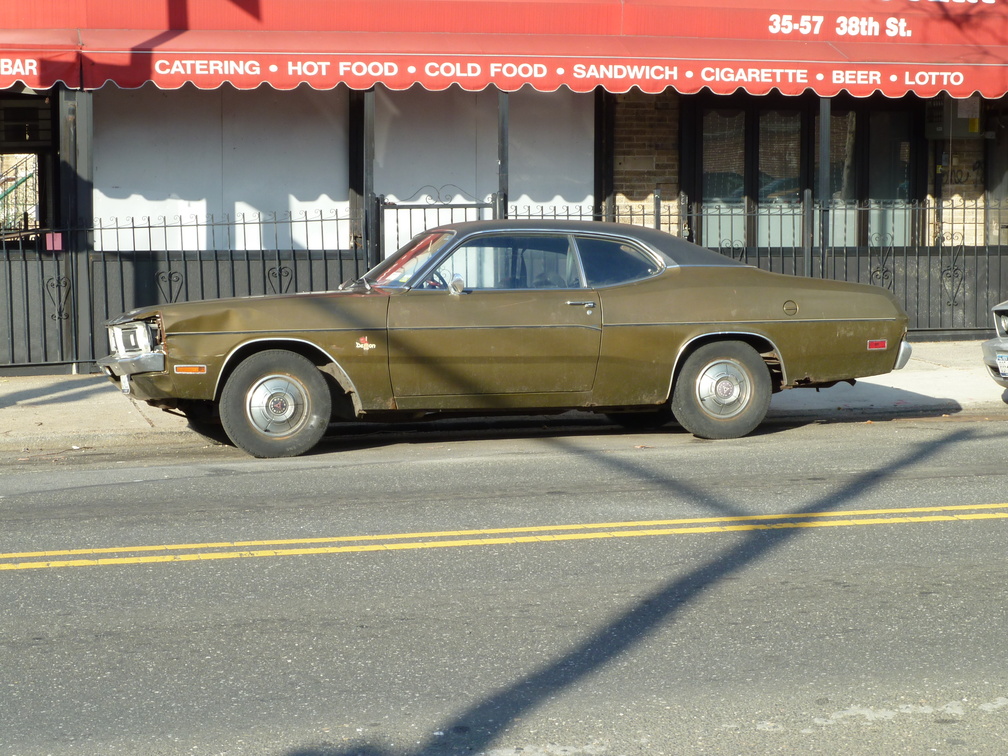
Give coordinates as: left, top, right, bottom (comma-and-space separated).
565, 300, 596, 308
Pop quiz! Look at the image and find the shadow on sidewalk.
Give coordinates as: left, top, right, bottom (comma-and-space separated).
0, 376, 108, 411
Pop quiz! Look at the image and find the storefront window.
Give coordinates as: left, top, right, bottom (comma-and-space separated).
758, 110, 801, 203
814, 110, 857, 201
0, 95, 53, 232
988, 102, 1008, 246
866, 110, 912, 245
0, 153, 38, 232
757, 109, 801, 247
868, 111, 911, 201
701, 109, 744, 202
687, 94, 923, 255
815, 110, 858, 247
701, 109, 745, 253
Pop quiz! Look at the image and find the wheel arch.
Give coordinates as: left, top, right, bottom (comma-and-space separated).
214, 338, 362, 415
669, 332, 786, 398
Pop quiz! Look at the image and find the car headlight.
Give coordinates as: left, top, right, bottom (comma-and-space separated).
998, 312, 1008, 337
108, 319, 161, 358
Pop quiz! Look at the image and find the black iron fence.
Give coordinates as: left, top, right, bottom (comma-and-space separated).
692, 195, 1008, 333
511, 193, 1008, 334
1, 211, 366, 369
3, 195, 1006, 370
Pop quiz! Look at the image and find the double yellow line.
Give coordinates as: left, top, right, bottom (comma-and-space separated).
3, 503, 1007, 572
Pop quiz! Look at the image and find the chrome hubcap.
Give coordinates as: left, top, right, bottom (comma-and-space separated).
695, 359, 751, 419
246, 374, 307, 436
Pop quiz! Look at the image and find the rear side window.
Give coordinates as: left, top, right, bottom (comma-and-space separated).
575, 236, 661, 287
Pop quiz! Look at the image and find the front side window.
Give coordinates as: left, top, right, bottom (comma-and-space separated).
426, 234, 583, 290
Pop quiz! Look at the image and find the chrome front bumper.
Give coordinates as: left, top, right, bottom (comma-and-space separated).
97, 352, 166, 394
97, 351, 166, 378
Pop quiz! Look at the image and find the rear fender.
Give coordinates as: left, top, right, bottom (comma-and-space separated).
668, 332, 784, 399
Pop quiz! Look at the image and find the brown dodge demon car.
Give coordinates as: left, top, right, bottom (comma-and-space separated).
99, 220, 912, 457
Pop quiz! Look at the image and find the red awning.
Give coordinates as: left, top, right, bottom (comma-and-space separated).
0, 30, 81, 90
79, 27, 1008, 98
9, 0, 1008, 98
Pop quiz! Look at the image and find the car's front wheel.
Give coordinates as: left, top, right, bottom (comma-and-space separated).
219, 350, 332, 457
671, 341, 771, 439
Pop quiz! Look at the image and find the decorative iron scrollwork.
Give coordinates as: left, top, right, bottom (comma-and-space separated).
868, 231, 895, 291
400, 185, 488, 205
938, 231, 965, 307
267, 266, 293, 294
719, 239, 746, 263
45, 276, 71, 321
157, 270, 184, 303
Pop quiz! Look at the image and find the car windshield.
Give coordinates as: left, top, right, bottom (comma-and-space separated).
368, 231, 455, 288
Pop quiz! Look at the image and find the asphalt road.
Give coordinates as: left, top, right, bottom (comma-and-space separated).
2, 416, 1008, 755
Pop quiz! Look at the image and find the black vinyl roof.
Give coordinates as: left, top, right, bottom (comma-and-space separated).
430, 219, 744, 268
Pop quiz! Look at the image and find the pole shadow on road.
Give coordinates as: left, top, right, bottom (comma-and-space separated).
282, 426, 976, 756
308, 392, 970, 456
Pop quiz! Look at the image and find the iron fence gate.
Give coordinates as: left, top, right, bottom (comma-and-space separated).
376, 193, 498, 257
3, 195, 1006, 371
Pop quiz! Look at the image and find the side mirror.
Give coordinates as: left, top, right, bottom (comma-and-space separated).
448, 274, 465, 296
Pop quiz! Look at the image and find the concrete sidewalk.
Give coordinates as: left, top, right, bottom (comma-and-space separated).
1, 341, 1006, 455
768, 340, 1007, 418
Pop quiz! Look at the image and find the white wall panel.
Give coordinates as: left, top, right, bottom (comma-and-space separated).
374, 85, 594, 253
374, 85, 498, 205
93, 85, 221, 224
92, 83, 350, 250
510, 87, 594, 209
92, 82, 594, 254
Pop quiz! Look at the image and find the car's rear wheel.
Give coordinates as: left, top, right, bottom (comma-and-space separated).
219, 350, 331, 457
671, 341, 771, 439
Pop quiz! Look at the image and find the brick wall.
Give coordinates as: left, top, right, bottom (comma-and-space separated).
612, 89, 681, 234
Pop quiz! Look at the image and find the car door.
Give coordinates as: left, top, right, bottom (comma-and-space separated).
573, 233, 673, 406
387, 233, 601, 409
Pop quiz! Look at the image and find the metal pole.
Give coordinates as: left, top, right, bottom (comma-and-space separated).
803, 188, 814, 276
363, 91, 377, 267
818, 96, 831, 277
497, 90, 509, 219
